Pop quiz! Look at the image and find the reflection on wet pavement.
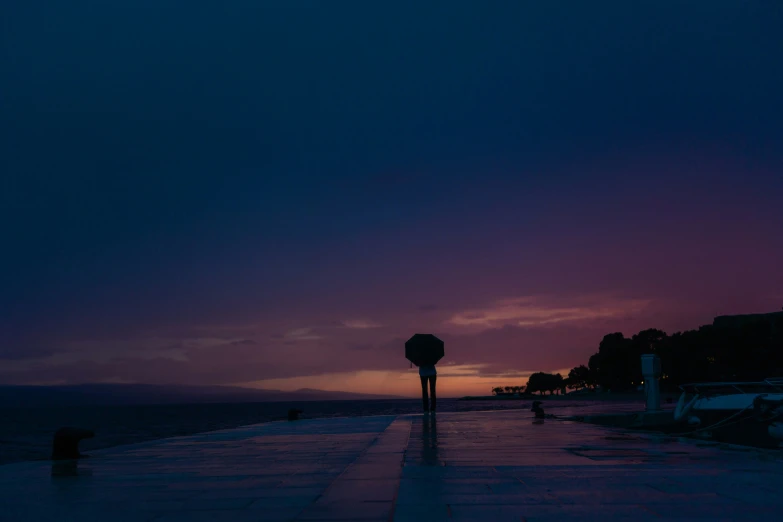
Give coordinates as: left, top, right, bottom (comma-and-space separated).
0, 410, 781, 521
417, 413, 440, 466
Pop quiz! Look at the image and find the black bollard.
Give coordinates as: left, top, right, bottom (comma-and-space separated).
287, 408, 303, 421
52, 427, 94, 460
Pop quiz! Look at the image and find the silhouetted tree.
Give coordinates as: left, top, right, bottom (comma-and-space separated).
567, 365, 591, 390
527, 372, 564, 395
526, 372, 546, 395
552, 373, 565, 395
588, 333, 639, 391
491, 387, 504, 396
631, 329, 667, 354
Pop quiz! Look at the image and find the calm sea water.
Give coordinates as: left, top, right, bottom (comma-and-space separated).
0, 398, 647, 465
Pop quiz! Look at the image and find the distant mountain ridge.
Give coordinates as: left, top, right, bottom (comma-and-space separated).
0, 384, 404, 407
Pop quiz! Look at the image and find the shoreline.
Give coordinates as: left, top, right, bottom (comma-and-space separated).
459, 392, 680, 402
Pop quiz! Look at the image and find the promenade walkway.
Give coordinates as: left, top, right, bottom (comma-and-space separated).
1, 410, 781, 521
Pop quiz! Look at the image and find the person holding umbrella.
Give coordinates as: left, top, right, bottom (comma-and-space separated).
405, 334, 444, 413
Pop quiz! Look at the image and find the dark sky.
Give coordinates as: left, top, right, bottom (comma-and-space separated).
2, 1, 782, 394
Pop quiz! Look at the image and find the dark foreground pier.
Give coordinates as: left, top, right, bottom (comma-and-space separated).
1, 410, 781, 521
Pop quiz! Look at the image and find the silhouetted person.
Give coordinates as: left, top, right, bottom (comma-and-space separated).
419, 364, 437, 412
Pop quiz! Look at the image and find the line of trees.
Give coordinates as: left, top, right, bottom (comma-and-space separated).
491, 386, 525, 395
491, 374, 570, 396
565, 314, 783, 392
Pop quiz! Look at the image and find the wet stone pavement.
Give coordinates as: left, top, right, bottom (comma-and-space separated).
0, 410, 781, 521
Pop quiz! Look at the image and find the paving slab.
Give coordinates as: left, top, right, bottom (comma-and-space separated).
0, 410, 781, 521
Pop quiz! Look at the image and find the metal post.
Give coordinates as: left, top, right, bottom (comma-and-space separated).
640, 354, 661, 412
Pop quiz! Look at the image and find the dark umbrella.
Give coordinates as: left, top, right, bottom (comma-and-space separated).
405, 334, 445, 367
